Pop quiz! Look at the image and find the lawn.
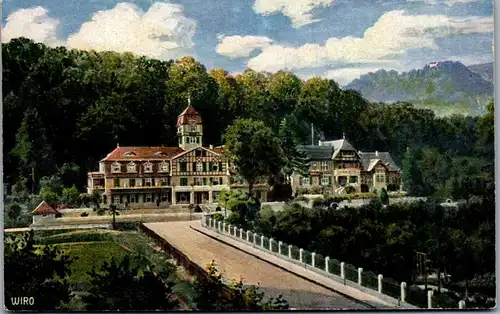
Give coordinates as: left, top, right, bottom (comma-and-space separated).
54, 241, 129, 284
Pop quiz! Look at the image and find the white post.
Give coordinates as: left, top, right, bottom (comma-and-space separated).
288, 245, 292, 259
358, 268, 363, 285
223, 222, 226, 232
201, 215, 205, 226
325, 256, 330, 272
311, 252, 316, 267
246, 230, 250, 241
261, 235, 264, 247
208, 218, 212, 228
234, 226, 237, 236
401, 282, 406, 303
278, 241, 282, 255
459, 300, 465, 309
269, 238, 273, 251
428, 290, 433, 309
253, 233, 257, 246
377, 274, 383, 293
240, 228, 244, 239
299, 248, 304, 263
218, 221, 221, 231
340, 262, 345, 279
227, 224, 231, 234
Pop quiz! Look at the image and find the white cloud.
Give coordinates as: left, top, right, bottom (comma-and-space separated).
2, 3, 196, 61
410, 0, 482, 6
216, 35, 273, 59
253, 0, 335, 28
67, 2, 196, 60
245, 10, 493, 72
2, 6, 63, 46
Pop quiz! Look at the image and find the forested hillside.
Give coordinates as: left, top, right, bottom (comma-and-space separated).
3, 38, 494, 199
345, 61, 493, 116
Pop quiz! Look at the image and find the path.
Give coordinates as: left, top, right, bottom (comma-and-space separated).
144, 221, 372, 310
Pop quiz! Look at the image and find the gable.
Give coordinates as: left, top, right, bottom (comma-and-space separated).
171, 146, 222, 162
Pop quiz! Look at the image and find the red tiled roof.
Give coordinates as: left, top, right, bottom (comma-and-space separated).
32, 201, 59, 215
177, 105, 202, 125
101, 146, 185, 161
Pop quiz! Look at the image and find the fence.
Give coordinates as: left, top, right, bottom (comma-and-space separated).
202, 215, 467, 309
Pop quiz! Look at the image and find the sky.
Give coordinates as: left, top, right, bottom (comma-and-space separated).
1, 0, 494, 85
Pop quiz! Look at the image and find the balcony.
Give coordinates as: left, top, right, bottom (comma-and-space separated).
110, 183, 171, 190
334, 168, 361, 176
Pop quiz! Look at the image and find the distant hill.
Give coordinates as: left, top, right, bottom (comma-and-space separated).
468, 62, 493, 83
344, 61, 494, 116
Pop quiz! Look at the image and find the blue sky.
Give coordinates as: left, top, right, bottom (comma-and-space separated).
2, 0, 493, 85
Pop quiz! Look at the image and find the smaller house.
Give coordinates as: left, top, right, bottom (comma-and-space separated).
31, 201, 59, 224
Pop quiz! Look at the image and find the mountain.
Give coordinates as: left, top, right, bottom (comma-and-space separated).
344, 61, 494, 116
468, 62, 493, 83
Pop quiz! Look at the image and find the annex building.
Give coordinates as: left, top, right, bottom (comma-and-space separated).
292, 139, 402, 194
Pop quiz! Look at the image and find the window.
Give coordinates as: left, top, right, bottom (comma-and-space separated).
321, 176, 330, 185
129, 178, 136, 187
144, 162, 153, 173
159, 162, 169, 172
219, 177, 224, 185
129, 194, 136, 203
161, 193, 169, 202
180, 162, 187, 172
145, 178, 153, 186
212, 163, 219, 171
145, 193, 152, 203
113, 195, 121, 204
194, 177, 203, 186
114, 178, 120, 188
203, 177, 207, 185
301, 177, 310, 186
180, 177, 188, 186
123, 152, 136, 157
350, 176, 358, 184
376, 174, 385, 183
190, 125, 197, 132
111, 162, 121, 173
311, 162, 317, 170
211, 177, 223, 185
321, 161, 328, 171
196, 137, 200, 144
160, 177, 169, 186
127, 162, 137, 173
178, 137, 182, 145
195, 162, 203, 172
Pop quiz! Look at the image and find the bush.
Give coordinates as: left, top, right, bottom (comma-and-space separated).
345, 186, 356, 194
80, 212, 89, 217
114, 222, 140, 231
96, 209, 106, 216
211, 212, 225, 221
312, 197, 324, 207
55, 212, 62, 218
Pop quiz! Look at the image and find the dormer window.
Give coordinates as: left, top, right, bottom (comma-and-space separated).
127, 162, 137, 173
123, 152, 136, 157
144, 162, 153, 173
111, 162, 121, 173
154, 151, 168, 157
159, 161, 169, 172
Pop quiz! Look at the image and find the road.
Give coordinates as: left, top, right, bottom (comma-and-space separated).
144, 221, 370, 310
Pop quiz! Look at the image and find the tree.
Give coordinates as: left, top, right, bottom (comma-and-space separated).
224, 119, 282, 197
278, 117, 309, 181
61, 185, 81, 206
11, 176, 29, 200
4, 231, 74, 310
379, 188, 389, 205
82, 255, 178, 311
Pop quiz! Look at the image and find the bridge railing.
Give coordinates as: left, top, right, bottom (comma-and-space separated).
201, 215, 466, 310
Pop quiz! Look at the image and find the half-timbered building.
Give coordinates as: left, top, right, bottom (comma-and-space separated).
87, 102, 231, 208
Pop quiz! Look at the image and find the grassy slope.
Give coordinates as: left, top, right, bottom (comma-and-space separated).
34, 228, 195, 309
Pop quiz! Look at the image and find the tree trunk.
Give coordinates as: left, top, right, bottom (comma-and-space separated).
112, 210, 116, 230
248, 181, 254, 198
437, 268, 442, 293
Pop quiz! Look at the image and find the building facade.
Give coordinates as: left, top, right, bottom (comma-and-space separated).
87, 104, 232, 208
291, 139, 401, 194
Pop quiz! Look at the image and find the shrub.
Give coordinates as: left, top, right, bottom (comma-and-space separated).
345, 186, 356, 194
55, 212, 62, 218
97, 209, 106, 216
80, 212, 89, 217
114, 222, 140, 231
211, 213, 225, 221
312, 197, 324, 207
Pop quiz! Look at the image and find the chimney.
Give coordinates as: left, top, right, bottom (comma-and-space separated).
375, 151, 379, 157
209, 144, 213, 150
